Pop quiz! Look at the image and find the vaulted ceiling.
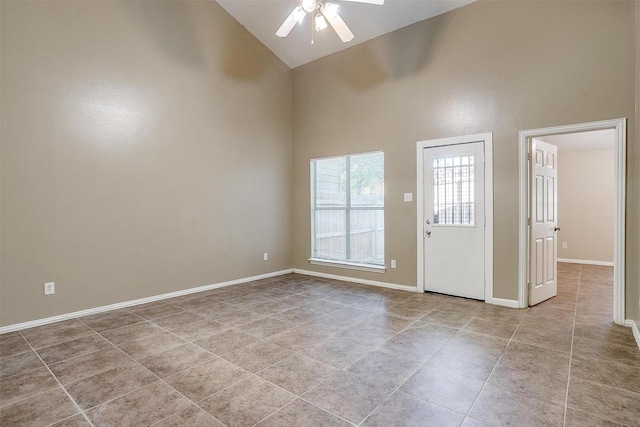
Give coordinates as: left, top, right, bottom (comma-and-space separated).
217, 0, 475, 68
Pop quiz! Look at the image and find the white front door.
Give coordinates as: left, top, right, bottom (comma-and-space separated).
529, 139, 558, 305
423, 142, 485, 300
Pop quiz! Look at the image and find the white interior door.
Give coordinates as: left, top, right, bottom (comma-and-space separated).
423, 142, 485, 300
529, 138, 558, 305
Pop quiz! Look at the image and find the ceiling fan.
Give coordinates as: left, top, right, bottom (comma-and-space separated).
276, 0, 385, 43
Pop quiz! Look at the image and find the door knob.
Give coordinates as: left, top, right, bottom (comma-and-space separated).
554, 227, 561, 232
425, 229, 432, 236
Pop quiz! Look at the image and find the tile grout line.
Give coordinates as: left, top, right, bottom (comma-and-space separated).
7, 280, 564, 426
249, 397, 357, 427
17, 330, 97, 356
78, 291, 361, 426
18, 306, 350, 425
70, 325, 176, 415
1, 282, 382, 421
562, 265, 581, 427
0, 386, 58, 411
356, 307, 476, 426
250, 304, 429, 426
185, 335, 360, 427
109, 332, 226, 424
351, 302, 529, 424
244, 303, 440, 426
249, 374, 358, 427
461, 306, 529, 423
28, 313, 229, 424
86, 320, 232, 425
86, 295, 362, 426
18, 330, 96, 427
560, 266, 637, 427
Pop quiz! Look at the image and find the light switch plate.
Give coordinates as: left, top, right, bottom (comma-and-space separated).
403, 193, 413, 202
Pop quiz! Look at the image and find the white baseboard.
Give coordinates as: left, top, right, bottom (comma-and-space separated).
293, 269, 524, 310
0, 269, 293, 335
558, 258, 614, 267
624, 319, 640, 350
292, 268, 418, 292
487, 297, 521, 308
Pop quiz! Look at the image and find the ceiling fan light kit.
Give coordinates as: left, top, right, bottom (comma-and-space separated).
315, 14, 328, 31
276, 0, 385, 43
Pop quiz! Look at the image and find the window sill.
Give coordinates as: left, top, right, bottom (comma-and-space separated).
308, 258, 386, 274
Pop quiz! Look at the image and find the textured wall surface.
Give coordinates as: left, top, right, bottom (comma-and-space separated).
0, 1, 292, 326
291, 0, 636, 309
2, 0, 639, 327
557, 150, 615, 263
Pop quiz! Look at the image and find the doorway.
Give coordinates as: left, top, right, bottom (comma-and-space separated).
416, 133, 494, 302
518, 118, 626, 324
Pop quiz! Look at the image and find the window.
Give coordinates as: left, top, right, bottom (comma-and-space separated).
310, 152, 384, 270
433, 155, 475, 225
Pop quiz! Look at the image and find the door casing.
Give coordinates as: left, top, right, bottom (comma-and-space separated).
416, 133, 494, 303
518, 118, 627, 324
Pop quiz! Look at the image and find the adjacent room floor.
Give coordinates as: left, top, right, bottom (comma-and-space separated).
1, 263, 638, 426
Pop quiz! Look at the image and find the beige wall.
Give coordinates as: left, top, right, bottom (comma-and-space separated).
633, 0, 640, 325
2, 0, 639, 327
291, 0, 637, 308
557, 150, 615, 263
0, 1, 293, 326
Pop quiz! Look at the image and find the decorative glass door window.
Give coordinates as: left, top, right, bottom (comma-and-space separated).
433, 155, 475, 225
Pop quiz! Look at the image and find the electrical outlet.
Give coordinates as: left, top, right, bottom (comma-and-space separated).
562, 242, 567, 249
403, 193, 413, 202
263, 253, 268, 261
44, 282, 55, 295
391, 260, 397, 268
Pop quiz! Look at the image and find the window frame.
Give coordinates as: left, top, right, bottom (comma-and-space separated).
309, 151, 385, 273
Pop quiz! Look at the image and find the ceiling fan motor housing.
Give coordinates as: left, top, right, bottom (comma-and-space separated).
302, 0, 317, 13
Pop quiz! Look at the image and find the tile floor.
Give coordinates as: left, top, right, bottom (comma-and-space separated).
1, 263, 639, 426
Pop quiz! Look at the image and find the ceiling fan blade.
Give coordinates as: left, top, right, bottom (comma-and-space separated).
322, 10, 354, 42
276, 5, 305, 38
339, 0, 385, 5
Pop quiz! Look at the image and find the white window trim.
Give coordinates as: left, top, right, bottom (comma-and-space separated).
310, 151, 385, 269
308, 258, 387, 273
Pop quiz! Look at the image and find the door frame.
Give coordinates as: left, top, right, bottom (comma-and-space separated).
416, 133, 494, 302
518, 118, 627, 324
